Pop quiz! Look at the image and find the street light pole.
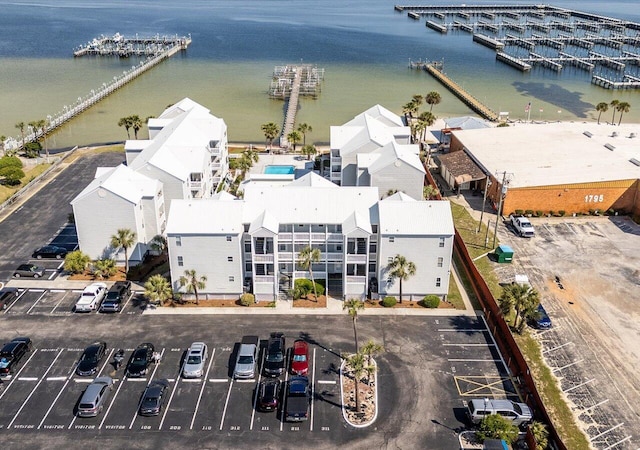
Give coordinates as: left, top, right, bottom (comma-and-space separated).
492, 171, 510, 249
477, 176, 491, 233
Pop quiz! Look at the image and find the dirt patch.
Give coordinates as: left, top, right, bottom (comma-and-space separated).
163, 298, 275, 308
292, 295, 327, 308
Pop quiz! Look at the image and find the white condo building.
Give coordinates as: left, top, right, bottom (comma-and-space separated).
71, 98, 228, 263
166, 172, 454, 302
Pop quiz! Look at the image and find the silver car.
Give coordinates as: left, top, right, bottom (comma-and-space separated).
76, 376, 114, 417
182, 342, 208, 378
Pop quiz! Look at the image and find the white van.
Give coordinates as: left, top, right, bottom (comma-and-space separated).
466, 398, 533, 427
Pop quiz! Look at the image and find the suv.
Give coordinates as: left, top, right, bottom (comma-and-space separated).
0, 287, 19, 310
0, 337, 32, 379
76, 377, 114, 417
234, 335, 259, 379
466, 398, 533, 427
99, 281, 132, 313
182, 342, 208, 378
534, 303, 552, 329
264, 332, 286, 376
13, 264, 45, 278
126, 343, 155, 377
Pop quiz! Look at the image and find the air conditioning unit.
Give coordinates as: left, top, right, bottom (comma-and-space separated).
629, 132, 636, 138
611, 131, 618, 137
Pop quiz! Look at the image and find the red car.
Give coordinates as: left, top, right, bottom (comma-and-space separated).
291, 340, 309, 376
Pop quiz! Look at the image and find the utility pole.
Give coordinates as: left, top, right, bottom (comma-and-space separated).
477, 175, 492, 233
492, 171, 511, 249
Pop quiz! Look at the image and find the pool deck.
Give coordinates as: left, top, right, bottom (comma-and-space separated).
251, 154, 315, 176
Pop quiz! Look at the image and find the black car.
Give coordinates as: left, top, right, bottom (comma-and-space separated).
13, 264, 45, 278
138, 379, 170, 416
0, 288, 19, 310
76, 342, 108, 376
99, 281, 132, 313
264, 332, 286, 376
257, 379, 281, 412
32, 245, 68, 259
126, 343, 155, 377
0, 337, 32, 379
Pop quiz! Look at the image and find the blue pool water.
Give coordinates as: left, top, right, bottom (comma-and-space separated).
264, 165, 295, 175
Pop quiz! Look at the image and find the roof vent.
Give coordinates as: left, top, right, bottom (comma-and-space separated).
583, 131, 593, 138
630, 132, 637, 138
630, 158, 640, 167
604, 143, 615, 151
611, 131, 618, 137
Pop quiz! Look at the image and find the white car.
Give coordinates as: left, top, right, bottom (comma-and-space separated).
75, 283, 108, 313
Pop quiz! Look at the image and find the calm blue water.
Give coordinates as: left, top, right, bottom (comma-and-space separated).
264, 165, 295, 175
1, 0, 639, 147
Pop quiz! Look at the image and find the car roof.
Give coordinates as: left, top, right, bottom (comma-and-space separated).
188, 342, 206, 352
85, 282, 107, 291
293, 340, 308, 352
85, 342, 105, 352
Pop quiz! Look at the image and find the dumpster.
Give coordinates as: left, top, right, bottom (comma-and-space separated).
495, 244, 514, 263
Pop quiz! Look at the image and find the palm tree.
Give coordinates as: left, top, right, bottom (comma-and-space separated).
298, 246, 321, 301
410, 121, 423, 144
287, 130, 302, 152
531, 421, 549, 450
130, 115, 143, 139
178, 269, 207, 305
301, 144, 317, 161
500, 283, 540, 331
387, 254, 416, 303
616, 101, 631, 126
402, 99, 419, 120
417, 111, 436, 142
242, 147, 259, 166
148, 234, 168, 257
610, 99, 620, 125
425, 91, 442, 112
144, 274, 173, 306
343, 298, 365, 352
110, 228, 137, 274
297, 123, 312, 146
36, 119, 50, 161
236, 154, 253, 177
344, 351, 366, 413
411, 94, 424, 108
595, 102, 608, 124
92, 259, 117, 280
118, 116, 132, 138
261, 122, 280, 151
15, 122, 25, 150
423, 185, 440, 200
361, 339, 383, 367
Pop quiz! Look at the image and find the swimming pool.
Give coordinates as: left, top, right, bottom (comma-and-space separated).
264, 165, 295, 175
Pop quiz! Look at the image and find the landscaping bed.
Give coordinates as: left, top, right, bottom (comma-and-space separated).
364, 298, 454, 309
162, 298, 274, 308
341, 356, 377, 427
292, 295, 327, 308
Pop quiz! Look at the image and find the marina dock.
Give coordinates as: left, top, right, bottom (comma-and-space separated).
74, 33, 191, 57
409, 61, 499, 122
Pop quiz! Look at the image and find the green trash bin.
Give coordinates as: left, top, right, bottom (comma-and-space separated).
495, 244, 514, 263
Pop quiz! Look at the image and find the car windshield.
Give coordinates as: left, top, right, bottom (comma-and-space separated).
513, 403, 522, 414
133, 350, 147, 362
293, 354, 307, 362
82, 352, 98, 362
82, 292, 95, 297
238, 355, 253, 364
266, 352, 283, 362
142, 396, 159, 407
187, 355, 201, 364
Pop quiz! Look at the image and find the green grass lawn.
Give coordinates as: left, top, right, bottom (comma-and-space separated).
0, 163, 51, 204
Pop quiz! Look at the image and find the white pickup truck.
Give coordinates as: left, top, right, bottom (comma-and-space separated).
509, 214, 535, 237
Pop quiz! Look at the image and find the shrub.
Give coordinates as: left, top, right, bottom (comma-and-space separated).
607, 208, 616, 216
240, 293, 255, 306
535, 210, 543, 217
514, 209, 524, 215
524, 209, 534, 216
382, 296, 397, 307
558, 210, 566, 217
294, 278, 325, 298
64, 250, 90, 274
92, 258, 117, 279
421, 295, 441, 308
548, 210, 555, 217
0, 166, 25, 185
0, 155, 23, 170
477, 414, 519, 444
23, 142, 41, 158
588, 209, 595, 215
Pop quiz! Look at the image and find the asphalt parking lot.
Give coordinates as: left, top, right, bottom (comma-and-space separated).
0, 313, 513, 450
493, 216, 640, 449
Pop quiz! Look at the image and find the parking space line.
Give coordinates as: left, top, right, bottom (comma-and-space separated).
129, 348, 165, 430
56, 261, 65, 270
209, 378, 228, 382
442, 343, 495, 347
119, 293, 134, 314
8, 349, 64, 429
236, 379, 255, 383
280, 348, 291, 432
51, 291, 71, 314
182, 379, 201, 383
479, 315, 510, 375
26, 290, 48, 315
0, 350, 39, 401
159, 348, 182, 430
46, 376, 67, 381
317, 380, 336, 385
38, 377, 72, 429
47, 271, 56, 280
97, 349, 115, 377
17, 377, 39, 381
250, 351, 265, 430
190, 349, 215, 430
3, 289, 28, 313
310, 347, 316, 431
74, 379, 93, 383
219, 380, 234, 431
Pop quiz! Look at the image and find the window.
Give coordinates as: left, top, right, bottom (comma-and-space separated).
229, 276, 235, 282
177, 256, 184, 267
228, 256, 233, 262
372, 224, 378, 234
279, 244, 286, 252
245, 262, 252, 272
244, 241, 251, 253
176, 236, 181, 247
227, 235, 232, 242
439, 237, 445, 247
437, 257, 443, 267
389, 236, 395, 243
369, 241, 377, 254
436, 277, 441, 287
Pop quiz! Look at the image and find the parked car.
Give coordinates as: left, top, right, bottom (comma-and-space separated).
75, 282, 108, 312
76, 376, 114, 417
0, 337, 32, 379
76, 342, 108, 377
264, 332, 285, 377
0, 287, 19, 310
257, 379, 281, 412
182, 342, 208, 378
466, 398, 533, 428
99, 281, 132, 313
534, 303, 552, 329
291, 340, 309, 376
234, 335, 259, 379
126, 343, 155, 377
13, 263, 45, 278
32, 245, 68, 259
138, 379, 170, 416
284, 376, 310, 421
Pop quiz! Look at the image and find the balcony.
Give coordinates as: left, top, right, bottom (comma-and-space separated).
254, 275, 274, 283
253, 254, 274, 263
188, 180, 203, 190
278, 233, 293, 240
325, 252, 343, 261
345, 275, 366, 283
310, 233, 326, 240
346, 254, 367, 264
327, 233, 342, 241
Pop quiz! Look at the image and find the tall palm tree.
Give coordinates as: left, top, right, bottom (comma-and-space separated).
287, 130, 302, 152
297, 123, 312, 146
261, 122, 280, 151
301, 144, 317, 161
37, 119, 49, 161
343, 298, 365, 352
500, 283, 540, 331
361, 339, 383, 366
110, 228, 137, 274
425, 91, 442, 112
411, 94, 424, 108
595, 102, 608, 124
130, 115, 143, 139
298, 246, 321, 301
344, 352, 366, 413
616, 101, 631, 126
149, 234, 168, 257
179, 269, 207, 305
610, 99, 620, 125
15, 122, 25, 150
418, 111, 436, 142
242, 147, 259, 166
144, 274, 173, 305
118, 116, 132, 138
387, 254, 416, 303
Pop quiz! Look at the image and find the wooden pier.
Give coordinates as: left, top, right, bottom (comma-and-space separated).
409, 61, 499, 122
74, 33, 191, 57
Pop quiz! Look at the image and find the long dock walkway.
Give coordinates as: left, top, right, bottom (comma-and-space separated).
5, 35, 191, 153
410, 61, 499, 122
280, 69, 302, 148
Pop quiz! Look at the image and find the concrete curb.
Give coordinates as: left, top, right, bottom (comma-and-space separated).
340, 356, 378, 428
140, 306, 477, 316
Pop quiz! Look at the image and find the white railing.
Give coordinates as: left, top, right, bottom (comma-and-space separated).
346, 276, 366, 283
346, 254, 367, 264
325, 252, 344, 261
278, 233, 293, 240
253, 254, 274, 263
327, 233, 343, 241
310, 233, 326, 240
254, 276, 274, 283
